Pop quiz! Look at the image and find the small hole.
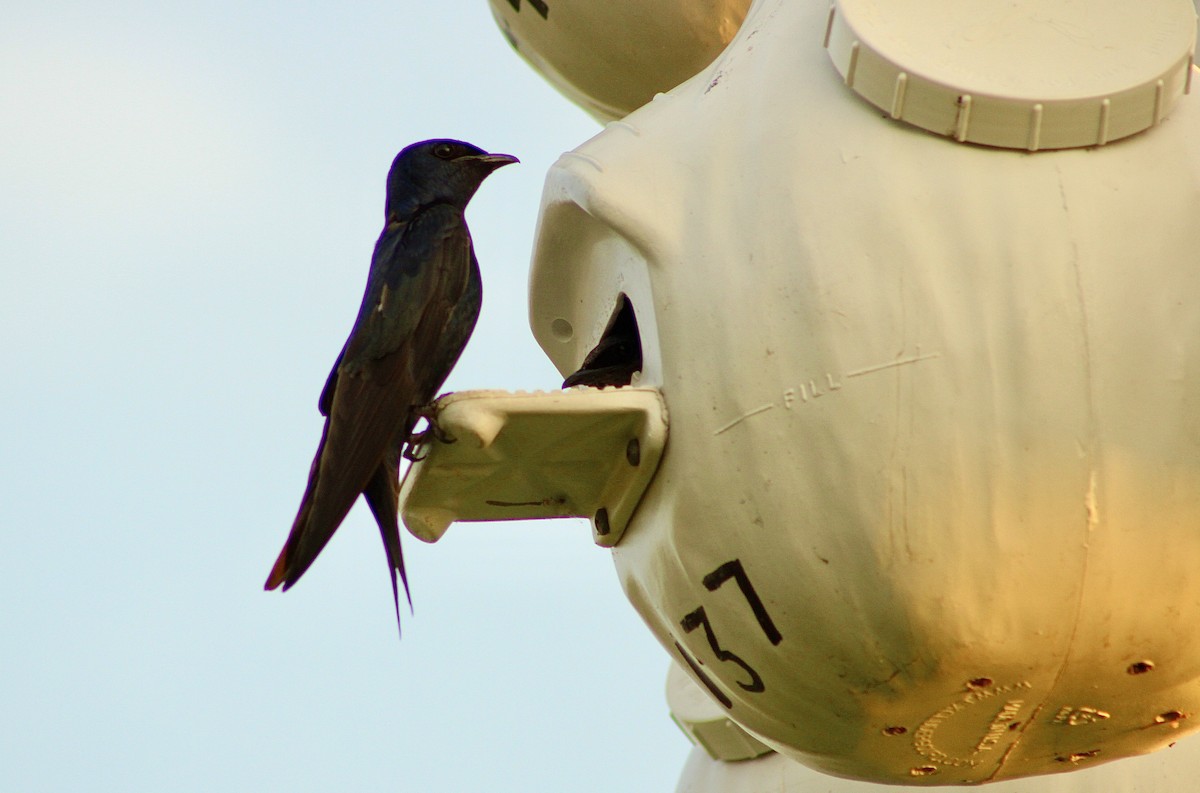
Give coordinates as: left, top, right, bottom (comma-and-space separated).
550, 317, 574, 342
967, 677, 993, 689
625, 438, 641, 466
1155, 710, 1185, 724
910, 766, 938, 776
1056, 750, 1100, 763
594, 507, 611, 536
1008, 721, 1022, 731
882, 726, 907, 736
1128, 660, 1155, 675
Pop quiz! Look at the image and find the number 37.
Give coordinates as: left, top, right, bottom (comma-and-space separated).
674, 559, 783, 709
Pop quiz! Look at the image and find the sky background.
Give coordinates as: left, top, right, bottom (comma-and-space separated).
0, 2, 694, 790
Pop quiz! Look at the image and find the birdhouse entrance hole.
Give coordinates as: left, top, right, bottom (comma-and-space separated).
563, 293, 643, 388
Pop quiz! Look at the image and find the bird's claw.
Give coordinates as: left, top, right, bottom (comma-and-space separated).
402, 404, 456, 462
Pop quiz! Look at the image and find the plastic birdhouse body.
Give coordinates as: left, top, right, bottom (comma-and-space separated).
525, 0, 1200, 784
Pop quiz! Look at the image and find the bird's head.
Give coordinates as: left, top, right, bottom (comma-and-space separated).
385, 139, 518, 222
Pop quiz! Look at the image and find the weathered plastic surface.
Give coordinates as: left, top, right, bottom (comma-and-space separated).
675, 736, 1200, 793
526, 0, 1200, 785
399, 388, 667, 547
487, 0, 750, 122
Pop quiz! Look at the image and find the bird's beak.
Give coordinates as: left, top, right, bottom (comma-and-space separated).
469, 153, 519, 169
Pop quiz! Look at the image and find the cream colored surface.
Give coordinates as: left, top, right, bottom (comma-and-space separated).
825, 0, 1197, 149
399, 388, 667, 547
675, 736, 1200, 792
526, 0, 1200, 785
487, 0, 750, 122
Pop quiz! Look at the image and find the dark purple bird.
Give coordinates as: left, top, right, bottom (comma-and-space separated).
265, 139, 517, 631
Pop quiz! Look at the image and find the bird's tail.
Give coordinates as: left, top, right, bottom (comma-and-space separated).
362, 444, 410, 637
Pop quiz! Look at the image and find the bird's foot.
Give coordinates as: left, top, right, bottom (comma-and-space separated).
402, 404, 456, 462
401, 442, 428, 463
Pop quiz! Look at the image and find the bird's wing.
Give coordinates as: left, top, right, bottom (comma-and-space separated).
266, 206, 474, 591
317, 338, 348, 417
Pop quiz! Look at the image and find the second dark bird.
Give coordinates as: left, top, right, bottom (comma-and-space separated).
265, 139, 518, 632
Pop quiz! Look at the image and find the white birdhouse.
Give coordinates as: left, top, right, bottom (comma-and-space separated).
403, 0, 1200, 788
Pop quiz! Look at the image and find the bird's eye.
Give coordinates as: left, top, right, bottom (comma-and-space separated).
432, 143, 456, 159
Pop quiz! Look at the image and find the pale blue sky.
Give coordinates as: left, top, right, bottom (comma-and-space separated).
0, 2, 691, 790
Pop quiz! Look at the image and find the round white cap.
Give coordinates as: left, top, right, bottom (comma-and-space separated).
824, 0, 1198, 150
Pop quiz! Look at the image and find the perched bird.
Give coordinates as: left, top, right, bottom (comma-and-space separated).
265, 139, 518, 632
